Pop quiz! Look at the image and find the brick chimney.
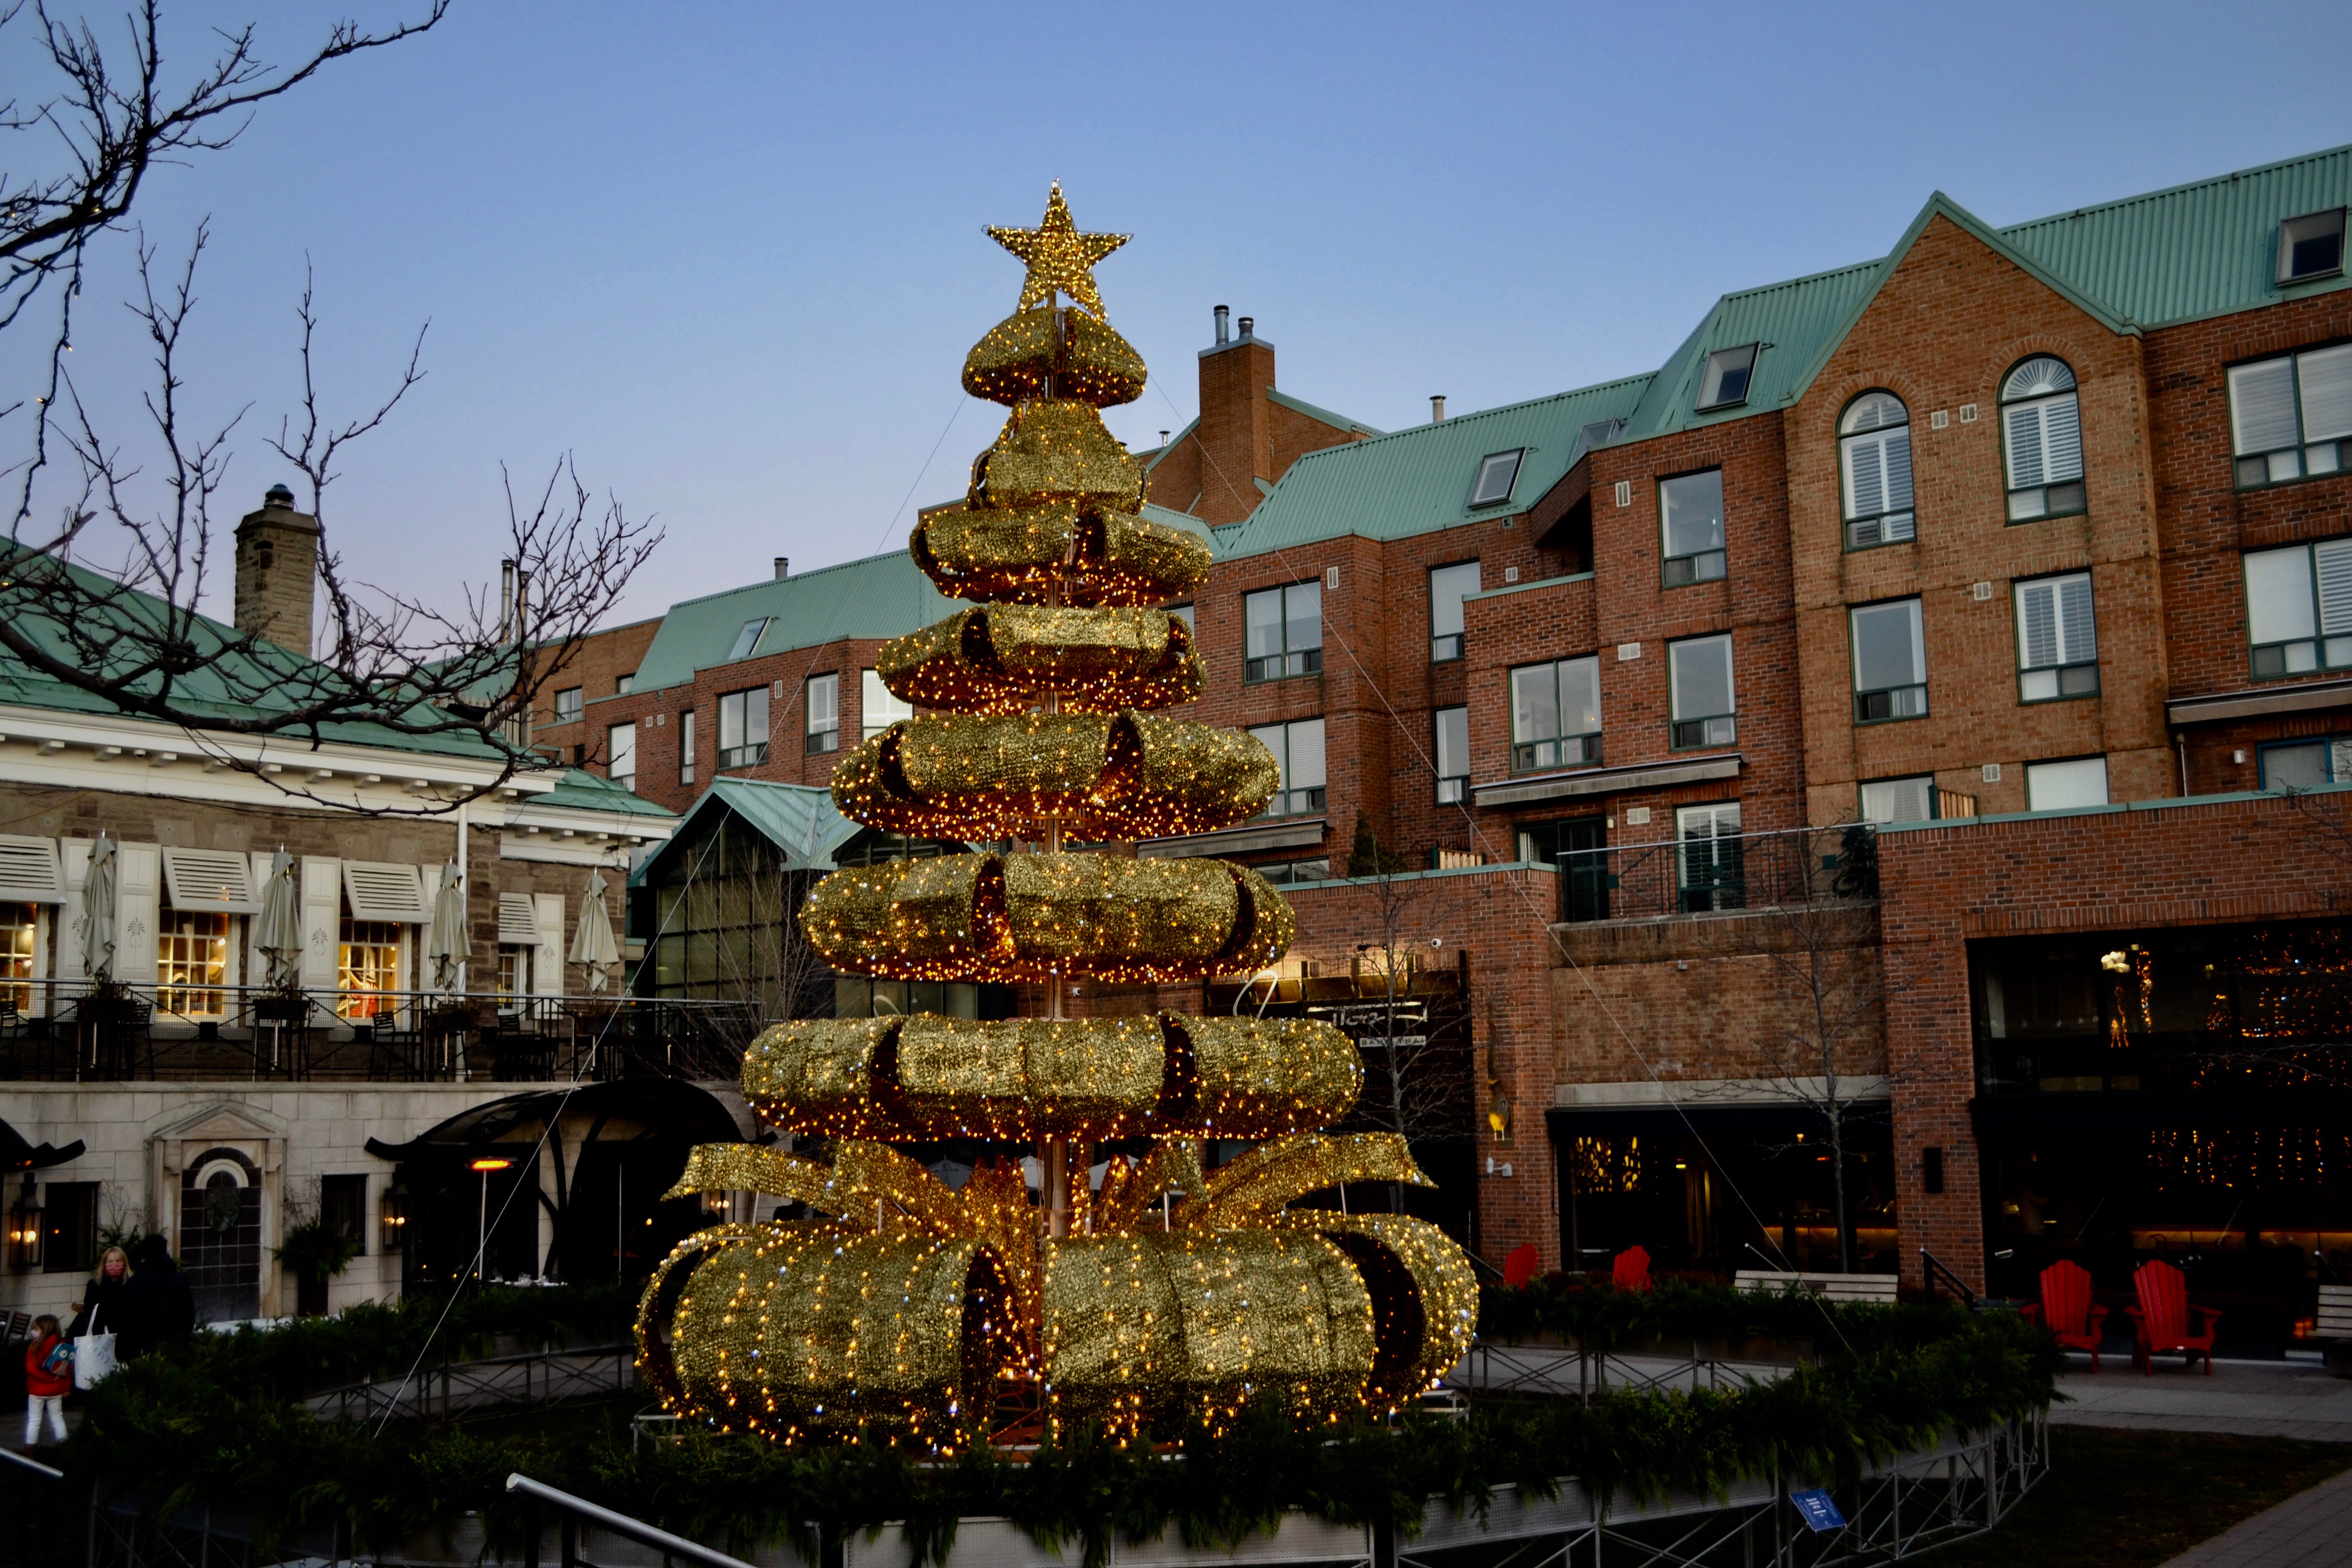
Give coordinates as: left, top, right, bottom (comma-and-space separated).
233, 483, 320, 656
1194, 305, 1278, 526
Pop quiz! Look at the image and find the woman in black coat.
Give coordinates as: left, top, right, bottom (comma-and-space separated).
65, 1243, 131, 1339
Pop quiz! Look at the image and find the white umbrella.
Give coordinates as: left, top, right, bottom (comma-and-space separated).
568, 869, 621, 994
425, 858, 469, 993
78, 833, 118, 982
254, 847, 302, 987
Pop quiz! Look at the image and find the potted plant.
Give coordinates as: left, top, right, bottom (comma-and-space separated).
276, 1190, 363, 1317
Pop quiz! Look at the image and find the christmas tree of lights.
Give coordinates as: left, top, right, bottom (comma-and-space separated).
637, 186, 1476, 1449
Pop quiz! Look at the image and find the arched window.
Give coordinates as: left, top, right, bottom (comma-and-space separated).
2001, 357, 2085, 522
1840, 392, 1914, 549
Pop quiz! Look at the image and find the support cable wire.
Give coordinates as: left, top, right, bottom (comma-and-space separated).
1163, 383, 1857, 1331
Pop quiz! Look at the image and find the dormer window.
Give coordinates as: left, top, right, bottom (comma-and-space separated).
2280, 208, 2346, 285
726, 617, 768, 661
1469, 450, 1524, 507
1696, 344, 1758, 411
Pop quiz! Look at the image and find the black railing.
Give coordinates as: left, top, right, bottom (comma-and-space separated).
1550, 822, 1878, 924
0, 981, 758, 1083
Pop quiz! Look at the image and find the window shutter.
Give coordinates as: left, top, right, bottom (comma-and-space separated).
2057, 575, 2097, 664
2316, 538, 2352, 637
2005, 403, 2045, 488
342, 861, 431, 924
2299, 344, 2352, 445
160, 847, 260, 914
1882, 426, 1914, 509
2019, 582, 2059, 669
0, 836, 64, 904
1843, 434, 1884, 518
1289, 720, 1328, 791
2230, 359, 2301, 454
2042, 394, 2083, 483
497, 893, 540, 945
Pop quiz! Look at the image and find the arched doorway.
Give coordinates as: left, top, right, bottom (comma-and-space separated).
179, 1147, 263, 1322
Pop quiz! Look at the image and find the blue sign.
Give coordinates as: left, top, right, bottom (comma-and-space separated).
1790, 1490, 1847, 1532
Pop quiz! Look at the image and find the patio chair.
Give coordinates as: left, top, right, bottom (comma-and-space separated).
2125, 1258, 2221, 1375
1502, 1243, 1540, 1289
2022, 1259, 2110, 1370
1612, 1245, 1653, 1293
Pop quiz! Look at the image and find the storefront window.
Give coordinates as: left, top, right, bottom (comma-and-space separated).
0, 901, 34, 1015
156, 909, 231, 1017
338, 919, 403, 1018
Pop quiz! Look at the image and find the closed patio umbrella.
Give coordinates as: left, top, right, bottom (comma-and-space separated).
426, 859, 469, 993
78, 833, 118, 982
568, 870, 621, 994
254, 847, 302, 986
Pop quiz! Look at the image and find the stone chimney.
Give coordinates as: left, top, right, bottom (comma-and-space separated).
1195, 305, 1278, 526
233, 484, 320, 656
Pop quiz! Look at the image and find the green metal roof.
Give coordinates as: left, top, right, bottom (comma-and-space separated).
1215, 376, 1654, 561
1137, 501, 1216, 543
629, 776, 859, 887
1265, 388, 1382, 437
533, 767, 677, 819
2002, 143, 2352, 330
628, 550, 955, 694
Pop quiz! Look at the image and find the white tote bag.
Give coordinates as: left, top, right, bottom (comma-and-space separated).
72, 1330, 116, 1388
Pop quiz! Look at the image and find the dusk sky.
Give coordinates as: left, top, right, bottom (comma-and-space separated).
9, 1, 2350, 625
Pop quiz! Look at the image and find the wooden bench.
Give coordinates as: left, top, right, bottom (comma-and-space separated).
1735, 1269, 1900, 1304
2317, 1283, 2352, 1340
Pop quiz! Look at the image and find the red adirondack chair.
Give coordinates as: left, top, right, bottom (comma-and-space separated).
1612, 1245, 1653, 1293
2021, 1260, 2109, 1370
2125, 1259, 2222, 1375
1503, 1243, 1540, 1288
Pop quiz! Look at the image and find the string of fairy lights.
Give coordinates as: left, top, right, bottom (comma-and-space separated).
635, 186, 1479, 1450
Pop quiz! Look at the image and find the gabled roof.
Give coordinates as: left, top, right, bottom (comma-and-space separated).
2003, 143, 2352, 330
1214, 376, 1653, 561
1142, 418, 1197, 473
628, 550, 955, 694
531, 767, 677, 819
631, 776, 861, 888
1266, 388, 1382, 437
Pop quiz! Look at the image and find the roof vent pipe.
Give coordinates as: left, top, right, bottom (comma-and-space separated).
1238, 315, 1254, 340
774, 557, 790, 580
1213, 305, 1230, 346
1431, 396, 1447, 423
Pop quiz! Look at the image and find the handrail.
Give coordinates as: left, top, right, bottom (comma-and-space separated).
0, 1447, 63, 1479
1920, 1247, 1979, 1309
507, 1472, 763, 1568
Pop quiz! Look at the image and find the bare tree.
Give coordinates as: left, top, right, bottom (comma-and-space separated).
3, 4, 661, 814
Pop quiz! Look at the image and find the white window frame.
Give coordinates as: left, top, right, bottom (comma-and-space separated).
1659, 470, 1727, 586
2016, 572, 2100, 702
2000, 357, 2086, 523
1469, 451, 1524, 508
607, 722, 636, 789
552, 687, 583, 723
679, 707, 697, 785
1510, 655, 1602, 772
341, 861, 430, 924
2024, 755, 2109, 813
1428, 560, 1481, 662
2243, 538, 2352, 678
862, 669, 914, 741
725, 617, 768, 662
804, 673, 840, 753
1668, 634, 1736, 749
1247, 718, 1327, 819
1850, 599, 1928, 723
160, 847, 261, 915
2228, 342, 2352, 489
1840, 391, 1915, 549
1433, 706, 1468, 804
1675, 801, 1744, 912
1243, 582, 1322, 682
1696, 344, 1758, 411
2279, 208, 2347, 285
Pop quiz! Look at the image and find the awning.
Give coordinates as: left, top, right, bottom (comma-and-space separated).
497, 893, 541, 945
1972, 1090, 2352, 1133
161, 847, 260, 915
2167, 678, 2352, 726
344, 861, 432, 924
363, 1078, 743, 1163
0, 836, 64, 904
1547, 1100, 1891, 1141
1475, 753, 1743, 808
0, 1120, 84, 1171
1140, 818, 1328, 859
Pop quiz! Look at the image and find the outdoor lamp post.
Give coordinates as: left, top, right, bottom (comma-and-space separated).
6, 1174, 39, 1270
469, 1157, 512, 1284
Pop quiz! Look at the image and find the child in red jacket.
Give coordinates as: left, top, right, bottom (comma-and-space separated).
23, 1314, 70, 1448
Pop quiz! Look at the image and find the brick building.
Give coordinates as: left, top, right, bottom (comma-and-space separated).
570, 147, 2352, 1340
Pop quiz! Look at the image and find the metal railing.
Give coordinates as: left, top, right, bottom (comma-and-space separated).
305, 1343, 636, 1424
1552, 822, 1878, 925
0, 978, 758, 1083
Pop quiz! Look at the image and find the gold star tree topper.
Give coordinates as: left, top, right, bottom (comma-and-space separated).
988, 182, 1129, 318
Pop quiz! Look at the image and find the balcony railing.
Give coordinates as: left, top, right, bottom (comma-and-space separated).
0, 979, 757, 1084
1550, 822, 1878, 924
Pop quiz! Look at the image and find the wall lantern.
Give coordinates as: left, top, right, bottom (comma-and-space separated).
379, 1188, 409, 1254
8, 1174, 42, 1270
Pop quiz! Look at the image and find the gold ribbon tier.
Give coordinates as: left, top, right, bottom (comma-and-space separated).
962, 306, 1146, 408
912, 503, 1210, 608
831, 711, 1276, 840
878, 605, 1202, 715
798, 851, 1294, 985
968, 399, 1143, 513
739, 1013, 1361, 1141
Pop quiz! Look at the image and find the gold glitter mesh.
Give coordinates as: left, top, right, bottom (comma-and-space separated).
876, 606, 1202, 715
643, 185, 1475, 1450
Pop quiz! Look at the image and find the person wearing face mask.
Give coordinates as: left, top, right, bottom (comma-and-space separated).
66, 1244, 131, 1340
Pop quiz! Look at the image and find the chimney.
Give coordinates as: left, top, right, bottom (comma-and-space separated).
1195, 307, 1279, 525
774, 556, 791, 580
233, 483, 320, 656
1237, 315, 1254, 341
1213, 304, 1230, 346
1431, 395, 1447, 423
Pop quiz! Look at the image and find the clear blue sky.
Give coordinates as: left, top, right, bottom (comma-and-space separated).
10, 1, 2350, 625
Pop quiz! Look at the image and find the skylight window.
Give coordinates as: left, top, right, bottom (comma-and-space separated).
726, 617, 768, 660
1696, 344, 1759, 411
2280, 208, 2347, 285
1469, 449, 1524, 507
